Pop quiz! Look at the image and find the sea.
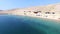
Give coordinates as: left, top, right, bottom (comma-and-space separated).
0, 15, 60, 34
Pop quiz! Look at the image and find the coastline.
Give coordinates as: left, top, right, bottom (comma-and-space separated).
0, 3, 60, 22
17, 15, 60, 22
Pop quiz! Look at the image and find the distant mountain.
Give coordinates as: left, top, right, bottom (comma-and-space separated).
0, 10, 3, 11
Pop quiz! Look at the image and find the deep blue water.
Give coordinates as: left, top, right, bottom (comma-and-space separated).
0, 15, 60, 34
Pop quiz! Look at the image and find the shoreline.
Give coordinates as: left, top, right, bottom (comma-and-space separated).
17, 15, 60, 22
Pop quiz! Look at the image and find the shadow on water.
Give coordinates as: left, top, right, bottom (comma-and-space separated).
0, 15, 60, 34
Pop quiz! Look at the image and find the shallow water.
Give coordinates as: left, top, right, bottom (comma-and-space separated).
0, 15, 60, 34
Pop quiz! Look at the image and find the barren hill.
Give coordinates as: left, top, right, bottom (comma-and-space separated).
0, 3, 60, 20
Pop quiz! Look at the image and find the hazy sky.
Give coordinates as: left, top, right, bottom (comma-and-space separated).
0, 0, 60, 10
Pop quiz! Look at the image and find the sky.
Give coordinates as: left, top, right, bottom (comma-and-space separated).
0, 0, 60, 10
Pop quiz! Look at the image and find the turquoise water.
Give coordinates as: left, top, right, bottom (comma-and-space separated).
0, 15, 60, 34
